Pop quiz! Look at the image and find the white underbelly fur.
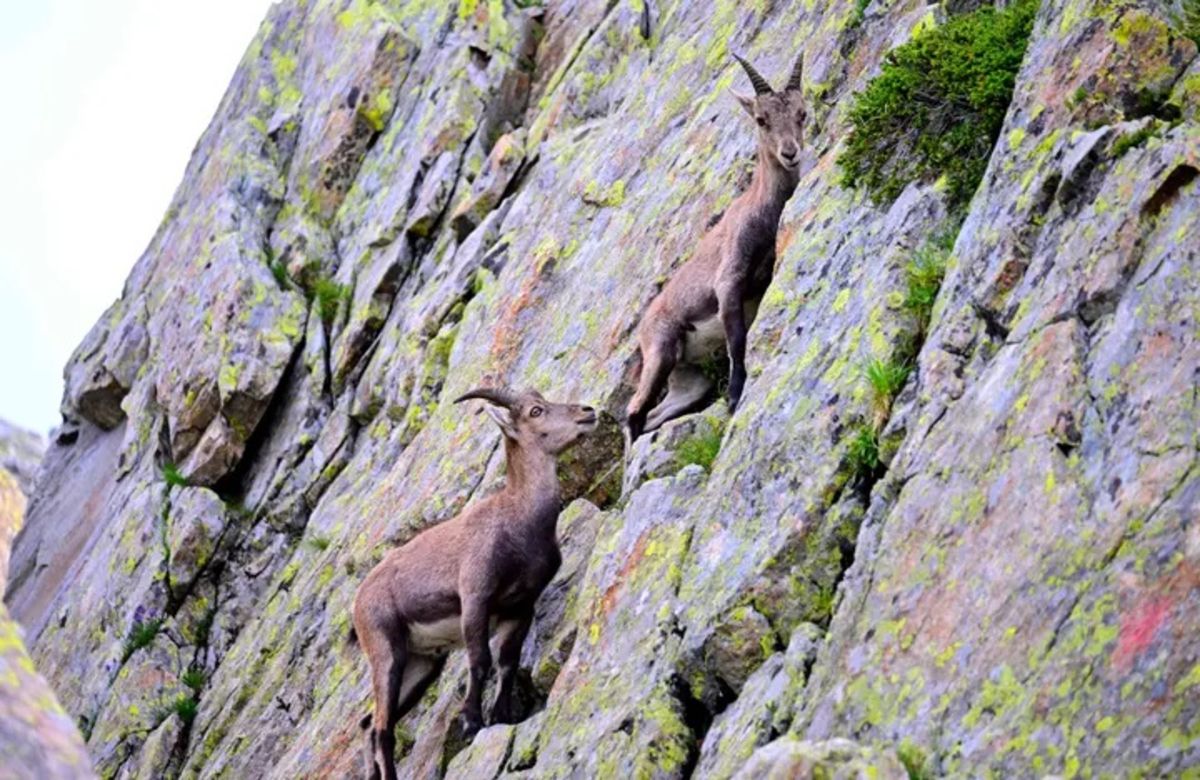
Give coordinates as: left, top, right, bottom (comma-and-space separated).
681, 298, 761, 363
682, 315, 725, 362
408, 615, 503, 654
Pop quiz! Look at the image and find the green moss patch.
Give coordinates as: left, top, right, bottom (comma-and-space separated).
675, 418, 724, 472
839, 0, 1039, 209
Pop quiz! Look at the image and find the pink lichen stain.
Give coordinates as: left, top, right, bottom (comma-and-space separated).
1112, 595, 1171, 672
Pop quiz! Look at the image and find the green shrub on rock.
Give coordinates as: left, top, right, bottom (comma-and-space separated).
839, 0, 1039, 209
1171, 0, 1200, 45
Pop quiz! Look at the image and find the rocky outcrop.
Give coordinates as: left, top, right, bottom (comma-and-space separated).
0, 420, 94, 778
7, 1, 1199, 778
0, 419, 44, 587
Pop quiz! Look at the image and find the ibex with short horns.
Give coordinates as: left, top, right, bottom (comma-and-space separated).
626, 51, 807, 440
350, 387, 597, 780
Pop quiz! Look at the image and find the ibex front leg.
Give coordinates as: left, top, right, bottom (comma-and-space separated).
718, 288, 749, 411
491, 606, 534, 724
459, 596, 492, 737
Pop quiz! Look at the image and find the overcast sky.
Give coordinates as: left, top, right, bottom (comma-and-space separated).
0, 0, 275, 435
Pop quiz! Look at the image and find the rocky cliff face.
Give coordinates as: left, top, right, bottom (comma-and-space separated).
7, 1, 1198, 778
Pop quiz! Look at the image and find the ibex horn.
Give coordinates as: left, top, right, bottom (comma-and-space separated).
733, 52, 773, 95
454, 386, 519, 409
786, 52, 804, 93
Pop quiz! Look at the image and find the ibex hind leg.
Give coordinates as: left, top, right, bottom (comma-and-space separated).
644, 365, 715, 433
364, 630, 407, 780
360, 715, 379, 780
626, 341, 677, 441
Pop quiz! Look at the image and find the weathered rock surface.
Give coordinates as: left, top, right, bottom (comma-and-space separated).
0, 419, 94, 778
7, 1, 1199, 778
0, 419, 44, 588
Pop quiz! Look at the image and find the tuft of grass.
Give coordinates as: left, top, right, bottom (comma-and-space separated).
902, 240, 950, 337
269, 256, 291, 288
121, 618, 164, 663
172, 694, 199, 726
305, 534, 332, 552
838, 0, 1039, 209
181, 668, 206, 693
1171, 0, 1200, 45
845, 425, 881, 481
308, 277, 349, 326
162, 463, 189, 488
865, 358, 912, 414
897, 741, 931, 780
190, 608, 215, 648
675, 420, 723, 471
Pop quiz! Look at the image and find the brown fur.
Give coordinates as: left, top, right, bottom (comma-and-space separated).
351, 387, 597, 780
627, 52, 807, 440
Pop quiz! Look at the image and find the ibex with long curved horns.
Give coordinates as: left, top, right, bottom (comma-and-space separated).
350, 387, 597, 780
627, 51, 807, 440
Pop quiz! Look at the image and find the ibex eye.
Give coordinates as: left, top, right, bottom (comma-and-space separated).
756, 117, 768, 128
529, 407, 544, 418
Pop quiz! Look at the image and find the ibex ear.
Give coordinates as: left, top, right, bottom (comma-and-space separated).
485, 405, 517, 439
730, 89, 756, 117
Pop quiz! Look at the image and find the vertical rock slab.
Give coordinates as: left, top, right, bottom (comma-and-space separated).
0, 420, 93, 778
797, 3, 1200, 776
0, 604, 95, 779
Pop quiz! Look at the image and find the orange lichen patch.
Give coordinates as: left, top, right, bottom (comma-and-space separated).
1141, 330, 1176, 361
775, 221, 797, 256
599, 531, 653, 618
312, 723, 359, 777
489, 267, 545, 374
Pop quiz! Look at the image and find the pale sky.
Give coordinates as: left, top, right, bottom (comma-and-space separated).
0, 0, 275, 435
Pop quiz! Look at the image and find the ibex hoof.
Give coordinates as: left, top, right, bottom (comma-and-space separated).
458, 713, 483, 739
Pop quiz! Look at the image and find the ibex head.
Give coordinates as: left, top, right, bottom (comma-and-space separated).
455, 387, 598, 455
730, 51, 806, 172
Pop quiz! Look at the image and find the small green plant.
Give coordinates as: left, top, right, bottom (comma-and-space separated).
269, 256, 290, 288
675, 420, 723, 471
162, 463, 189, 488
1111, 124, 1158, 158
902, 240, 950, 336
897, 741, 931, 780
845, 425, 881, 481
190, 608, 215, 648
172, 694, 199, 726
839, 0, 1039, 209
305, 534, 332, 552
309, 277, 349, 326
865, 358, 911, 414
849, 0, 871, 29
1170, 0, 1200, 45
181, 668, 206, 693
813, 584, 838, 621
121, 618, 164, 662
